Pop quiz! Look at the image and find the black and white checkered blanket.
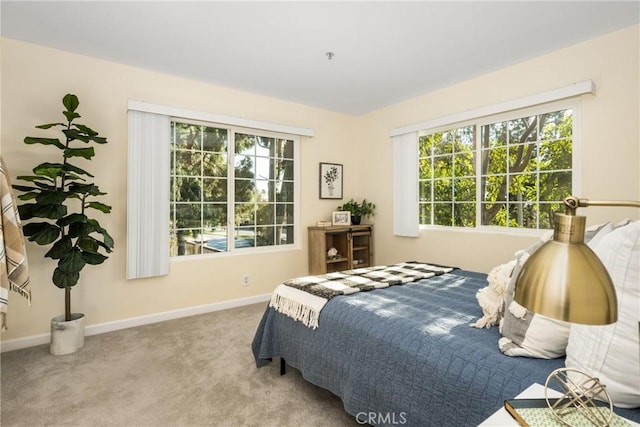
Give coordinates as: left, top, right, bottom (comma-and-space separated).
269, 262, 456, 329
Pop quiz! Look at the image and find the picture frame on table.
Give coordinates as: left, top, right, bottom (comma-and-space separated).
332, 211, 351, 226
319, 163, 343, 199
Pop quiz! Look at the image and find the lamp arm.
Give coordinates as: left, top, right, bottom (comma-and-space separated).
563, 196, 640, 215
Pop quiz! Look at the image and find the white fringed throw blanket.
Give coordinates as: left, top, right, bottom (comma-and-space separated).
269, 262, 455, 329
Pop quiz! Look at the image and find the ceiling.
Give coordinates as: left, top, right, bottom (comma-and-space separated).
2, 1, 639, 116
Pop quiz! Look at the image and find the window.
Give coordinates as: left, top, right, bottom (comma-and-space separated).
418, 105, 573, 229
170, 120, 296, 257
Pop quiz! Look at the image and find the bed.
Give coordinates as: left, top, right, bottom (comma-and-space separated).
252, 268, 640, 426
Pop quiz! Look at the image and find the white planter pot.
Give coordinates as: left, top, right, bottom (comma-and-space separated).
50, 313, 85, 355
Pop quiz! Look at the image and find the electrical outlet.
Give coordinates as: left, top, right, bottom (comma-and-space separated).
242, 274, 250, 287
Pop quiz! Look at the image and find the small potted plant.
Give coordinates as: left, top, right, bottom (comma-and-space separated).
13, 94, 114, 355
337, 198, 376, 225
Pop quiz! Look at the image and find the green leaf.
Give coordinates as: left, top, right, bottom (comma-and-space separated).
68, 221, 95, 238
24, 137, 65, 149
97, 241, 113, 253
63, 193, 82, 202
64, 147, 95, 160
58, 249, 86, 273
35, 190, 67, 205
68, 183, 103, 196
15, 175, 55, 185
12, 184, 38, 192
63, 128, 90, 143
62, 94, 79, 113
82, 251, 108, 265
87, 220, 114, 250
23, 222, 60, 245
32, 180, 57, 190
77, 236, 99, 253
63, 111, 81, 122
33, 162, 94, 179
13, 184, 41, 192
74, 124, 98, 137
17, 204, 35, 220
36, 122, 65, 129
86, 201, 112, 214
18, 200, 66, 220
33, 163, 65, 179
62, 162, 94, 178
90, 136, 108, 144
57, 213, 87, 227
45, 237, 73, 259
59, 173, 85, 184
16, 192, 38, 201
53, 267, 79, 289
32, 203, 66, 219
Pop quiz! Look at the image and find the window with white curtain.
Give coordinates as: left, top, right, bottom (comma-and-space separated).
390, 80, 593, 237
127, 102, 310, 279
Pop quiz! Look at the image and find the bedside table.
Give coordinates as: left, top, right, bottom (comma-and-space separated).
479, 383, 640, 426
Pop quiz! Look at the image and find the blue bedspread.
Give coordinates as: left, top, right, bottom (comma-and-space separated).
252, 269, 640, 426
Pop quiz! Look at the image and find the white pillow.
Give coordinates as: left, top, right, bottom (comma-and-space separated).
498, 223, 613, 359
470, 259, 516, 328
565, 220, 640, 408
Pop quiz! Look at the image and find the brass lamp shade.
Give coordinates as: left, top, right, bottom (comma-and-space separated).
514, 212, 618, 325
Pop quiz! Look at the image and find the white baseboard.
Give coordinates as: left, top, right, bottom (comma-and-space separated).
0, 293, 271, 353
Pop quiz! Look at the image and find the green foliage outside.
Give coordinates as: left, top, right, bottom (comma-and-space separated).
170, 122, 294, 256
419, 109, 573, 229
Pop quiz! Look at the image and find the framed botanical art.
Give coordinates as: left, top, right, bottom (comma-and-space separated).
319, 162, 343, 199
332, 211, 351, 226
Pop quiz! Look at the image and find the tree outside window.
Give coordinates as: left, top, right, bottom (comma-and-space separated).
170, 121, 295, 257
419, 108, 573, 229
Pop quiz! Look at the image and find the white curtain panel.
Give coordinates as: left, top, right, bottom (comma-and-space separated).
392, 132, 419, 237
127, 110, 170, 279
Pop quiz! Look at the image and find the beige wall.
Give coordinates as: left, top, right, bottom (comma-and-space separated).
356, 25, 639, 272
0, 37, 359, 340
1, 25, 638, 342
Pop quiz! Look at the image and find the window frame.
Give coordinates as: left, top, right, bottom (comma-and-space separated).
418, 98, 581, 234
169, 117, 301, 259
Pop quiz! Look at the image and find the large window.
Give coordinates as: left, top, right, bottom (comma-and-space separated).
419, 105, 573, 229
170, 120, 296, 257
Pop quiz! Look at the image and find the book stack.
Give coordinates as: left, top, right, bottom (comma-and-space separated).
504, 398, 627, 427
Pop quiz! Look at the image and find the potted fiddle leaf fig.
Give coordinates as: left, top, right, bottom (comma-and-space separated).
13, 93, 114, 355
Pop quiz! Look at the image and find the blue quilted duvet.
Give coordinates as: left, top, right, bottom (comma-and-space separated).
252, 269, 640, 426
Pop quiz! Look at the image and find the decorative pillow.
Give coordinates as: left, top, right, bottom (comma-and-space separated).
498, 223, 613, 358
470, 259, 516, 328
565, 220, 640, 408
584, 221, 616, 246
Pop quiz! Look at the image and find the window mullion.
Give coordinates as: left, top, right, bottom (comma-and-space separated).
506, 124, 510, 228
430, 150, 435, 225
536, 118, 541, 229
171, 124, 177, 254
451, 144, 455, 227
475, 125, 482, 228
228, 131, 235, 252
200, 126, 205, 255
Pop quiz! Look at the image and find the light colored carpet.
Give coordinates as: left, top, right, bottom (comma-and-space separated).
1, 303, 360, 426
